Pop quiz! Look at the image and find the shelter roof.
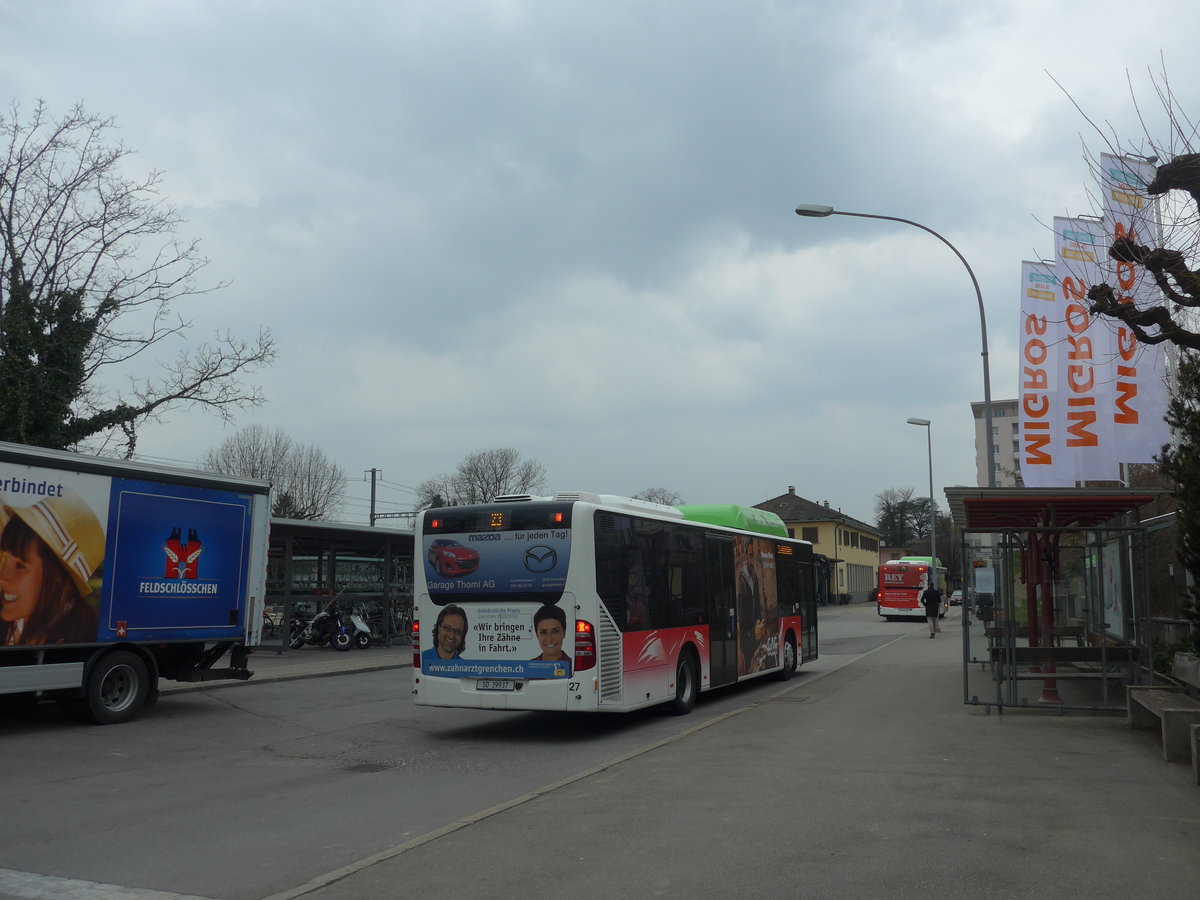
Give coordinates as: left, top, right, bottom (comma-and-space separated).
944, 486, 1168, 533
269, 517, 414, 541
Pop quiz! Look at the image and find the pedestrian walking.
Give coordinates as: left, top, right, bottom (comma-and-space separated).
922, 583, 943, 637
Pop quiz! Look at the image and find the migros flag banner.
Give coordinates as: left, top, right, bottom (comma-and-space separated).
1019, 214, 1121, 487
1053, 215, 1119, 482
1098, 153, 1169, 464
1019, 260, 1059, 486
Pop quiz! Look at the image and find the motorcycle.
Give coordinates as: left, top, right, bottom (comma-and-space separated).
289, 600, 353, 651
346, 603, 377, 650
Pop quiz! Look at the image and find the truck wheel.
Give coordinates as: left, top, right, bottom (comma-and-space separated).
84, 651, 150, 725
669, 653, 698, 716
332, 631, 353, 651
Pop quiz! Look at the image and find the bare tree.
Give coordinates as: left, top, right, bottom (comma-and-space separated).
1053, 67, 1200, 348
875, 486, 925, 546
907, 508, 955, 564
0, 100, 274, 455
416, 448, 547, 508
415, 474, 456, 511
633, 487, 683, 505
201, 424, 345, 520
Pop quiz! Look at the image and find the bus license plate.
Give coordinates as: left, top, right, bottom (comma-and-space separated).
477, 679, 515, 691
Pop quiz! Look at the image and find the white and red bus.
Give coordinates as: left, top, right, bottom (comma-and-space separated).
412, 492, 818, 715
876, 556, 948, 621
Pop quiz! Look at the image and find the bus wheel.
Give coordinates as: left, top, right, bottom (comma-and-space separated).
84, 651, 150, 725
774, 637, 797, 681
670, 653, 697, 716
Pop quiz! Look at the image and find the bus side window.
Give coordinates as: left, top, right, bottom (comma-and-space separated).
595, 512, 642, 627
627, 591, 648, 626
776, 553, 800, 616
625, 559, 649, 628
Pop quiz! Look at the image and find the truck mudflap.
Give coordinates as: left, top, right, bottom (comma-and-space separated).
172, 642, 255, 683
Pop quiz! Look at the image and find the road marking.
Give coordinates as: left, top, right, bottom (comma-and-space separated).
0, 868, 224, 900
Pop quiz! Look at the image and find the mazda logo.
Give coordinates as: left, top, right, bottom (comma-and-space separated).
524, 545, 557, 573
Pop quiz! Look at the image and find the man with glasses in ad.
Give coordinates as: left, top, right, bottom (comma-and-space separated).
421, 604, 468, 672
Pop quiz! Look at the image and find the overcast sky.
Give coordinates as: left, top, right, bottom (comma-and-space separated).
3, 1, 1196, 527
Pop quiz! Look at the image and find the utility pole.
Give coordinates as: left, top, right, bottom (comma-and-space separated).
365, 468, 380, 526
364, 468, 419, 527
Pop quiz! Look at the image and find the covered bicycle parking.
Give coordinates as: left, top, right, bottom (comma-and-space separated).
945, 486, 1169, 713
259, 518, 415, 653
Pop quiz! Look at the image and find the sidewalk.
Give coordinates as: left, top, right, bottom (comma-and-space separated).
266, 622, 1200, 900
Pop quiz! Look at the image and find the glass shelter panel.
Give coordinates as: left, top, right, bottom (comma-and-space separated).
963, 532, 1141, 712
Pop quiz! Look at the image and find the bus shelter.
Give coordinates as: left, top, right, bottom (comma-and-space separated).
945, 487, 1167, 713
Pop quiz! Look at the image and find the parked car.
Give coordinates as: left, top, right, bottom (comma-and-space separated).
427, 538, 481, 577
949, 590, 964, 606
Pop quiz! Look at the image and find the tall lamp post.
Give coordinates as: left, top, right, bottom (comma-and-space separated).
795, 205, 996, 488
906, 417, 937, 582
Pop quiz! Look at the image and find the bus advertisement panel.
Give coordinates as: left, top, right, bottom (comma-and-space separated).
419, 502, 576, 683
412, 493, 819, 716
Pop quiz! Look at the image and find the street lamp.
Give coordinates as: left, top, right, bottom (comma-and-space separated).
795, 205, 996, 487
906, 417, 936, 580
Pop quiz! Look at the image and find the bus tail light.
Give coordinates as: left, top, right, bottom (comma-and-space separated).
574, 620, 596, 672
412, 620, 421, 669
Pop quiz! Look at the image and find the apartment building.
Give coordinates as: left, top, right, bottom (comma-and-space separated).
972, 397, 1022, 488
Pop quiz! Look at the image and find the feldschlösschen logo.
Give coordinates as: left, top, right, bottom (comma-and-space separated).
524, 545, 558, 573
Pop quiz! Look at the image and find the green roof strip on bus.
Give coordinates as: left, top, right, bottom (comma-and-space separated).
899, 555, 944, 569
675, 504, 789, 538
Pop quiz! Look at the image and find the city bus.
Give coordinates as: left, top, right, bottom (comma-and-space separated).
411, 492, 818, 715
876, 556, 948, 621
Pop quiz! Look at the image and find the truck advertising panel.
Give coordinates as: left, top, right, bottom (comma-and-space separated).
1, 462, 257, 646
1, 464, 110, 646
103, 477, 256, 641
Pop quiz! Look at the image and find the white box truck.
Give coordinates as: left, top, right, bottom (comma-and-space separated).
0, 440, 270, 723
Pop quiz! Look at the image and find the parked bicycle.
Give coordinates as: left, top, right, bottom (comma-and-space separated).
261, 608, 281, 640
364, 600, 413, 646
393, 604, 413, 644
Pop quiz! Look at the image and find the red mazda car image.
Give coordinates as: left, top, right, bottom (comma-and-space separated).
427, 538, 481, 577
